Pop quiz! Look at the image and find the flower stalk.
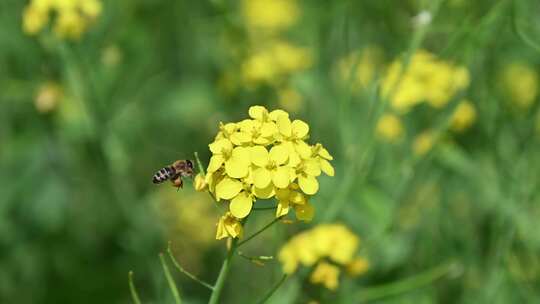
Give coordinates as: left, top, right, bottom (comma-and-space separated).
208, 238, 239, 304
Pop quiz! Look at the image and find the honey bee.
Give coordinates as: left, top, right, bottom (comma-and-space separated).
152, 160, 194, 189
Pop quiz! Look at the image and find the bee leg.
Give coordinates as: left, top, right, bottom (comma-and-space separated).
172, 177, 183, 190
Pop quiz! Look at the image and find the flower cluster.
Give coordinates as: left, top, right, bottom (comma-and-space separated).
202, 106, 334, 239
278, 224, 368, 290
217, 0, 310, 113
381, 49, 470, 112
22, 0, 102, 39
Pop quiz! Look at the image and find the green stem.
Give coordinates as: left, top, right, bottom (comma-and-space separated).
167, 243, 214, 291
208, 238, 238, 304
194, 152, 206, 176
237, 217, 282, 248
256, 275, 288, 304
128, 271, 142, 304
357, 261, 459, 302
159, 253, 182, 304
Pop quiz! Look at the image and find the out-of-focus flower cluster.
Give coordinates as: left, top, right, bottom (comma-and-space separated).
335, 48, 478, 153
218, 0, 311, 113
278, 224, 368, 290
23, 0, 102, 39
381, 49, 470, 112
198, 106, 334, 240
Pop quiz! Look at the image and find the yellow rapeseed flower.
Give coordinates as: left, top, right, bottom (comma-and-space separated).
310, 262, 340, 290
278, 224, 367, 290
376, 113, 404, 142
381, 49, 470, 112
204, 106, 333, 239
450, 100, 476, 132
242, 41, 312, 86
242, 0, 300, 32
216, 212, 243, 240
34, 82, 63, 113
500, 63, 538, 109
413, 130, 436, 156
22, 0, 102, 40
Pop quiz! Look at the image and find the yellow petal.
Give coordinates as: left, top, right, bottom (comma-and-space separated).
248, 105, 268, 120
269, 145, 289, 165
231, 146, 251, 163
253, 183, 275, 199
260, 122, 278, 137
277, 116, 292, 137
272, 167, 290, 189
318, 145, 333, 160
269, 109, 289, 121
295, 141, 312, 159
298, 175, 319, 195
230, 192, 253, 218
250, 146, 269, 167
276, 200, 290, 217
230, 131, 252, 145
209, 139, 232, 154
207, 155, 224, 173
215, 178, 242, 200
292, 119, 309, 138
253, 167, 272, 189
225, 159, 249, 178
320, 159, 335, 176
295, 202, 315, 222
216, 218, 227, 240
304, 160, 321, 176
239, 119, 256, 132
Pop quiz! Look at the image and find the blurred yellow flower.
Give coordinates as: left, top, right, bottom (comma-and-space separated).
242, 41, 312, 85
450, 100, 476, 132
336, 46, 384, 92
500, 63, 538, 109
35, 82, 63, 113
278, 87, 303, 113
242, 0, 300, 32
413, 130, 436, 156
278, 224, 367, 290
376, 113, 404, 142
22, 0, 102, 40
203, 106, 333, 239
381, 49, 470, 112
310, 262, 340, 290
346, 257, 369, 276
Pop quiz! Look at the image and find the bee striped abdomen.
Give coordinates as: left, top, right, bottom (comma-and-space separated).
152, 166, 175, 184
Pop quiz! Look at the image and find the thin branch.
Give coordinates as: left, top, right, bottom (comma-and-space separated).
159, 253, 182, 304
256, 275, 288, 304
237, 216, 283, 248
167, 243, 214, 291
128, 271, 142, 304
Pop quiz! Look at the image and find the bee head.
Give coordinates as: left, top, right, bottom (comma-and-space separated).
186, 160, 193, 169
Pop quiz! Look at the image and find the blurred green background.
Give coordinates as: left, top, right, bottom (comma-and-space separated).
2, 0, 540, 303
